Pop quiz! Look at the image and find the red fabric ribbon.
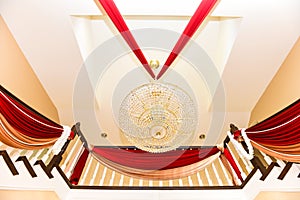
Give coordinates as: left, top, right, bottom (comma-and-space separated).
233, 130, 242, 140
223, 148, 243, 182
156, 0, 218, 79
96, 0, 218, 80
69, 148, 89, 185
96, 0, 155, 79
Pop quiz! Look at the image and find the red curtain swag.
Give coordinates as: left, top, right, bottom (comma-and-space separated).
246, 99, 300, 146
239, 99, 300, 162
0, 86, 63, 139
95, 0, 155, 79
92, 146, 219, 170
95, 0, 218, 80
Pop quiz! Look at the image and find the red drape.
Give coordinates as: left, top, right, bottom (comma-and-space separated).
0, 86, 63, 139
95, 0, 155, 79
69, 148, 89, 185
92, 146, 219, 170
223, 148, 243, 182
156, 0, 218, 79
246, 99, 300, 146
244, 99, 300, 162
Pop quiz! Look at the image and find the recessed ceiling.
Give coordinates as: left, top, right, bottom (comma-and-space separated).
1, 0, 299, 147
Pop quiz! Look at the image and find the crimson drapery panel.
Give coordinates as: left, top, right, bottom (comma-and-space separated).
95, 0, 155, 79
69, 148, 89, 185
246, 99, 300, 162
91, 146, 221, 180
156, 0, 218, 79
0, 86, 63, 138
223, 148, 243, 182
0, 85, 64, 149
92, 146, 219, 170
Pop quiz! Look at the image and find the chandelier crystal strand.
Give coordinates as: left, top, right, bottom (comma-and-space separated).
119, 83, 198, 153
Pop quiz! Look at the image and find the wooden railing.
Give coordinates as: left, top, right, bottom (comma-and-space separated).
0, 132, 299, 191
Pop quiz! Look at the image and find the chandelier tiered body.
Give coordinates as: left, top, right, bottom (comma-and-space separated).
119, 82, 197, 153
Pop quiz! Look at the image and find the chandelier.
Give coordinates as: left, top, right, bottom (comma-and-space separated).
119, 82, 198, 153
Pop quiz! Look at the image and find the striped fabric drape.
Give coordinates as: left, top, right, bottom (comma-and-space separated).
246, 99, 300, 162
91, 147, 221, 180
0, 85, 64, 149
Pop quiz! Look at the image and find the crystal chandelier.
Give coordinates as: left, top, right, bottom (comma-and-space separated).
119, 82, 197, 153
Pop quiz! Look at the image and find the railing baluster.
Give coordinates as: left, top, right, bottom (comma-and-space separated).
65, 144, 84, 178
178, 178, 183, 186
109, 171, 115, 186
89, 162, 100, 185
188, 176, 193, 186
196, 172, 203, 186
205, 168, 213, 186
149, 180, 153, 187
212, 162, 223, 186
259, 150, 273, 165
119, 174, 124, 186
99, 166, 107, 186
78, 154, 92, 185
129, 177, 133, 186
139, 179, 143, 186
60, 136, 81, 171
217, 157, 233, 186
169, 180, 173, 187
159, 180, 163, 187
276, 158, 286, 168
227, 145, 247, 179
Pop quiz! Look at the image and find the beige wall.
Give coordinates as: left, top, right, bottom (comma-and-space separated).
249, 37, 300, 126
0, 190, 59, 200
255, 191, 300, 200
0, 16, 60, 123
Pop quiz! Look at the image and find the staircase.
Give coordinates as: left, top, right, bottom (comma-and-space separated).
1, 138, 299, 200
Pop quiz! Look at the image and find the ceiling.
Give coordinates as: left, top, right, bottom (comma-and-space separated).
1, 0, 299, 147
